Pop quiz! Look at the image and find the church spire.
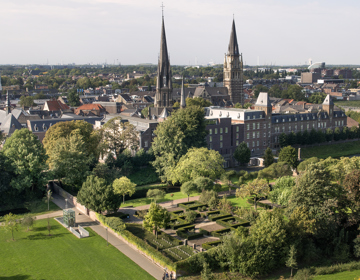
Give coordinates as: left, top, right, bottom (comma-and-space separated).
228, 19, 239, 56
180, 76, 186, 109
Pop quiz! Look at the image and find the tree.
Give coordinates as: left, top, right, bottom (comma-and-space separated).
47, 216, 52, 236
0, 153, 15, 205
91, 162, 121, 185
186, 97, 212, 107
278, 146, 298, 169
286, 245, 297, 277
146, 188, 165, 203
143, 202, 170, 238
67, 89, 80, 106
2, 129, 47, 193
193, 177, 214, 192
3, 213, 19, 240
21, 214, 35, 231
43, 120, 101, 158
181, 181, 198, 202
47, 133, 90, 188
264, 147, 274, 167
343, 170, 360, 221
236, 178, 270, 211
101, 117, 139, 158
334, 127, 341, 141
253, 84, 269, 98
19, 96, 35, 107
112, 176, 136, 204
173, 101, 180, 108
234, 142, 251, 165
170, 147, 224, 184
77, 175, 120, 213
326, 128, 333, 142
279, 133, 288, 147
152, 106, 208, 182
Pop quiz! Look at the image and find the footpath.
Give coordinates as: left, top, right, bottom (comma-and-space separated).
48, 194, 164, 280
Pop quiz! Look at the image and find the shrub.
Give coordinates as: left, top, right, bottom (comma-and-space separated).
202, 240, 222, 250
185, 210, 198, 223
211, 228, 231, 237
199, 228, 210, 235
202, 206, 207, 211
106, 217, 126, 232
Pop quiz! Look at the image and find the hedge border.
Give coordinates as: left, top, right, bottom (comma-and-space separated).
208, 214, 232, 221
201, 240, 222, 250
211, 228, 231, 237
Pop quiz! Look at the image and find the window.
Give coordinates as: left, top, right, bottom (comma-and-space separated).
247, 124, 250, 130
257, 123, 260, 129
268, 123, 271, 128
220, 135, 223, 141
276, 119, 279, 123
209, 136, 212, 142
257, 141, 259, 147
342, 120, 344, 126
253, 115, 256, 119
247, 133, 250, 139
294, 125, 297, 131
237, 126, 240, 132
263, 141, 266, 146
34, 125, 38, 131
264, 132, 266, 137
307, 124, 309, 129
301, 124, 303, 130
289, 126, 291, 132
220, 142, 223, 148
253, 132, 256, 138
247, 142, 249, 147
220, 128, 223, 134
312, 123, 315, 128
236, 140, 239, 146
257, 132, 260, 138
263, 124, 266, 129
236, 133, 239, 139
253, 123, 256, 129
268, 131, 271, 137
225, 127, 228, 133
252, 141, 255, 148
209, 129, 212, 135
215, 128, 218, 134
324, 123, 327, 128
335, 121, 338, 126
318, 123, 321, 128
282, 126, 285, 132
209, 143, 212, 149
144, 141, 149, 147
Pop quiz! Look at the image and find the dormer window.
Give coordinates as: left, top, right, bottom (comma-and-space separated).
253, 115, 256, 119
34, 125, 38, 131
43, 124, 47, 131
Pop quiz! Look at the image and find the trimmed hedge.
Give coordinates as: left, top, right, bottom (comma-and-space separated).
171, 222, 193, 230
211, 228, 231, 237
186, 204, 207, 211
172, 210, 184, 215
216, 218, 250, 229
199, 228, 210, 235
208, 214, 232, 221
206, 210, 220, 216
176, 225, 204, 240
96, 213, 177, 271
202, 240, 222, 250
106, 212, 130, 219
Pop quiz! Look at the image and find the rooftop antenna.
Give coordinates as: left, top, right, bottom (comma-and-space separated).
161, 2, 165, 17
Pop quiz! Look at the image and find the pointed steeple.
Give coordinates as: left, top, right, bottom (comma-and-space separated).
6, 90, 11, 114
180, 77, 186, 109
228, 19, 239, 56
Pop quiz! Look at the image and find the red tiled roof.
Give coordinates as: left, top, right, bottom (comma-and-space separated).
45, 100, 70, 111
76, 104, 104, 111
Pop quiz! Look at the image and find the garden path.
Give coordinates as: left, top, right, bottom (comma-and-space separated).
34, 210, 63, 220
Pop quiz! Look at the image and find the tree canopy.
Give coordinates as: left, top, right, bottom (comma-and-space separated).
278, 146, 298, 169
112, 176, 136, 204
234, 142, 251, 165
143, 202, 170, 238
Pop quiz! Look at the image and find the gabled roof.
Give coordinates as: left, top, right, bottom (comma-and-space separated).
0, 113, 23, 135
45, 100, 70, 111
76, 104, 105, 111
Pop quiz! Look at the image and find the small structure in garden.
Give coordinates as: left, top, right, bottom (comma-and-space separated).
63, 209, 75, 227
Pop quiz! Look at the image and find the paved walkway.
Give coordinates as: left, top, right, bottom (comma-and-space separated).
35, 210, 63, 220
51, 194, 164, 280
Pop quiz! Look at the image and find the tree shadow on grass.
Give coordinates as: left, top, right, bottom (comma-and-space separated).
0, 275, 44, 280
24, 233, 66, 241
32, 225, 60, 232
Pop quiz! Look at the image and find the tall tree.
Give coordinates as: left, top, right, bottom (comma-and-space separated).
181, 181, 198, 202
234, 142, 251, 165
2, 129, 47, 193
152, 106, 207, 182
146, 189, 165, 204
279, 133, 288, 147
3, 213, 19, 241
112, 176, 136, 204
170, 147, 224, 184
278, 146, 298, 169
67, 89, 80, 106
77, 175, 120, 213
263, 147, 274, 167
101, 117, 139, 158
143, 202, 170, 238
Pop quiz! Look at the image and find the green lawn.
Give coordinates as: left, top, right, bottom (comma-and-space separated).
312, 270, 360, 279
0, 200, 61, 222
227, 196, 252, 208
334, 100, 360, 108
0, 219, 154, 280
301, 141, 360, 159
122, 191, 200, 207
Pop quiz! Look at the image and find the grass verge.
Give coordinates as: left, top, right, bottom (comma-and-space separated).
301, 141, 360, 159
0, 218, 155, 280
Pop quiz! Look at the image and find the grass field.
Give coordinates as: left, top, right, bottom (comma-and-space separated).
334, 100, 360, 108
0, 200, 61, 222
301, 141, 360, 159
312, 270, 360, 279
0, 219, 155, 280
122, 191, 201, 207
227, 196, 252, 208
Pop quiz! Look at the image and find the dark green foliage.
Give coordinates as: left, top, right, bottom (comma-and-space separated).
279, 132, 288, 147
264, 147, 274, 167
202, 240, 222, 250
234, 142, 251, 165
279, 146, 298, 169
193, 177, 214, 191
67, 88, 80, 106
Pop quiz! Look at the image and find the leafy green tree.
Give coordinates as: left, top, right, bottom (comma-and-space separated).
2, 129, 47, 193
302, 130, 310, 145
279, 146, 298, 169
146, 188, 165, 203
236, 178, 270, 211
173, 101, 180, 108
3, 213, 19, 240
21, 214, 35, 231
268, 176, 295, 206
47, 133, 90, 188
170, 147, 224, 184
343, 170, 360, 221
112, 176, 136, 204
288, 132, 296, 145
19, 96, 35, 107
181, 181, 197, 202
193, 177, 214, 191
67, 89, 80, 106
286, 245, 298, 277
152, 106, 208, 182
101, 117, 139, 158
279, 133, 288, 147
186, 97, 212, 107
264, 147, 274, 167
91, 163, 121, 185
325, 128, 333, 142
143, 202, 170, 238
334, 127, 341, 141
295, 131, 303, 145
77, 175, 120, 213
234, 142, 251, 165
253, 84, 269, 98
43, 120, 101, 158
0, 153, 15, 205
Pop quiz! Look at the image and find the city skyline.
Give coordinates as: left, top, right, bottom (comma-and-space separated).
1, 0, 359, 66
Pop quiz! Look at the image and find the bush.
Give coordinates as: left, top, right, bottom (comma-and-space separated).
177, 248, 219, 275
216, 217, 250, 228
127, 167, 159, 186
211, 228, 231, 237
199, 228, 210, 235
185, 210, 198, 223
106, 212, 129, 219
202, 240, 222, 250
106, 217, 126, 232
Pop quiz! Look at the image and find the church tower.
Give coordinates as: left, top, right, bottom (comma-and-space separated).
155, 16, 172, 108
223, 19, 244, 105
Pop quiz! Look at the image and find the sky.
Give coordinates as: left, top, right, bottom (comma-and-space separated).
1, 0, 359, 66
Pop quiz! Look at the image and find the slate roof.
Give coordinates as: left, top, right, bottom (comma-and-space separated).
0, 113, 23, 135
